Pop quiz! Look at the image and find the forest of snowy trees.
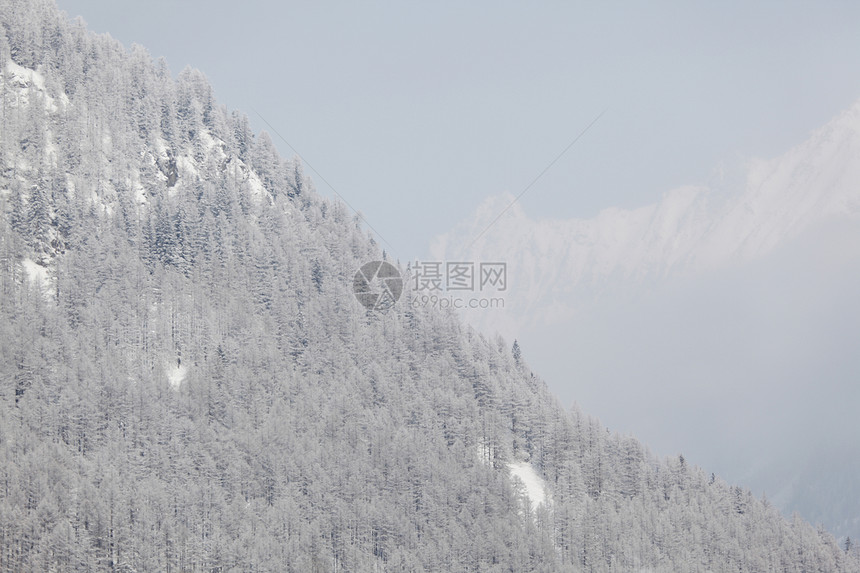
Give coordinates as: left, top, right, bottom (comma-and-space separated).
0, 0, 858, 570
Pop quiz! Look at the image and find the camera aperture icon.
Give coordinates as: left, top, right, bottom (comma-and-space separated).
353, 261, 403, 311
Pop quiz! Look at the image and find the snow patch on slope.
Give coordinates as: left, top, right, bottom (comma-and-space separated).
3, 60, 67, 113
22, 258, 51, 292
508, 461, 549, 511
3, 60, 68, 171
167, 363, 187, 389
245, 168, 266, 199
476, 440, 550, 511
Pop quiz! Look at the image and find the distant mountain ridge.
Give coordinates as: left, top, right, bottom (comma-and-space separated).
434, 99, 860, 330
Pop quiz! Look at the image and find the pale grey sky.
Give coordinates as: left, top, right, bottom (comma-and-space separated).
57, 0, 860, 262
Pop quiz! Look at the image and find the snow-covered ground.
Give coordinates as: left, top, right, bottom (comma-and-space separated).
508, 460, 549, 511
22, 258, 51, 293
167, 362, 187, 389
477, 441, 550, 512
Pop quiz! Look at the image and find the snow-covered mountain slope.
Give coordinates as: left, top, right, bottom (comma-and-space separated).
2, 0, 859, 570
433, 99, 860, 332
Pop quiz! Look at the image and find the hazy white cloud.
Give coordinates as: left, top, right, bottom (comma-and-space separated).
434, 99, 860, 539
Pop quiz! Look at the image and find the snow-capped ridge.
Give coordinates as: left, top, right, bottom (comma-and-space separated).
3, 56, 275, 214
435, 96, 860, 331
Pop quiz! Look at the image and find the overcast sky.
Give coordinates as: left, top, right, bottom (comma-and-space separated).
57, 1, 860, 263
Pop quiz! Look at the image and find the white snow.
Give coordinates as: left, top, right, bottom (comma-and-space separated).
167, 363, 187, 389
245, 168, 266, 199
223, 156, 268, 201
200, 130, 227, 161
22, 258, 50, 292
5, 60, 46, 91
175, 154, 198, 183
3, 60, 64, 113
476, 441, 550, 511
3, 60, 68, 171
153, 137, 169, 156
508, 460, 549, 511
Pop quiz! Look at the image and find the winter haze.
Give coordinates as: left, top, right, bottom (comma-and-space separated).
434, 104, 860, 538
56, 0, 860, 540
0, 0, 855, 566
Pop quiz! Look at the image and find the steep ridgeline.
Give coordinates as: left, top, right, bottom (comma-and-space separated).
0, 1, 857, 571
